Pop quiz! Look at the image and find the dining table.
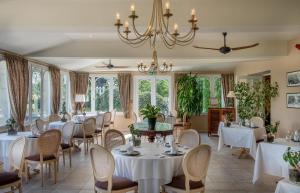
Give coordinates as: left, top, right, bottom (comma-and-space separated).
133, 122, 173, 142
275, 178, 300, 193
252, 138, 300, 184
218, 122, 265, 159
111, 142, 189, 193
48, 120, 83, 137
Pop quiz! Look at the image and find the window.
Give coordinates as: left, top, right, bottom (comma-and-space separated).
60, 72, 70, 112
86, 75, 121, 113
0, 60, 10, 126
31, 67, 42, 120
134, 76, 171, 114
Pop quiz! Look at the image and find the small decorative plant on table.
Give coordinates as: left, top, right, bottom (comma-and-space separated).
60, 102, 68, 122
129, 124, 141, 147
265, 121, 280, 143
6, 117, 17, 136
283, 147, 300, 183
224, 112, 234, 127
140, 104, 160, 130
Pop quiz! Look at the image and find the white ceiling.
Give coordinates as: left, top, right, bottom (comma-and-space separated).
0, 0, 300, 72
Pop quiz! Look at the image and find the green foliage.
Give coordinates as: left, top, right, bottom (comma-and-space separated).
6, 117, 16, 128
201, 78, 210, 113
214, 77, 222, 108
140, 104, 160, 118
283, 147, 300, 171
128, 124, 138, 136
60, 102, 67, 115
265, 121, 280, 134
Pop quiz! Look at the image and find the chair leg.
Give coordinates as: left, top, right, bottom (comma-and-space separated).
62, 151, 66, 166
41, 162, 44, 187
24, 161, 28, 183
18, 182, 23, 193
54, 161, 57, 184
69, 148, 72, 168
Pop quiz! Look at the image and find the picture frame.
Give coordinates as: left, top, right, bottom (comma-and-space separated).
287, 93, 300, 109
287, 70, 300, 87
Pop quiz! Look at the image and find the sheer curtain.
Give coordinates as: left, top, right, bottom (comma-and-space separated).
49, 66, 61, 114
118, 73, 131, 118
4, 54, 29, 131
221, 73, 235, 107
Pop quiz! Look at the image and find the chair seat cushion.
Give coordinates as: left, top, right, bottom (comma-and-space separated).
166, 175, 204, 190
104, 124, 110, 127
73, 134, 93, 138
25, 154, 56, 161
0, 172, 20, 186
95, 176, 137, 190
174, 123, 183, 127
95, 129, 102, 134
61, 143, 71, 149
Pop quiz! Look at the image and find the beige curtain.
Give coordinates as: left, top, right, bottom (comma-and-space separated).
69, 72, 89, 112
5, 54, 29, 131
174, 73, 186, 111
118, 73, 131, 118
221, 73, 235, 107
49, 66, 61, 114
69, 71, 77, 113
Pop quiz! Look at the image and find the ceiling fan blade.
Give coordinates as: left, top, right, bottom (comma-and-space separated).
193, 45, 219, 50
112, 66, 131, 68
231, 43, 259, 51
102, 62, 108, 66
95, 66, 108, 68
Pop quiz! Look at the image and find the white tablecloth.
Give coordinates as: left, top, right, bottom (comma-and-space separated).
275, 179, 300, 193
252, 139, 300, 184
112, 143, 187, 193
49, 121, 83, 136
0, 132, 38, 171
218, 122, 265, 159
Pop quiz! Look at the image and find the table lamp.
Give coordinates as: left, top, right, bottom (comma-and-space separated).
227, 91, 235, 107
75, 94, 86, 115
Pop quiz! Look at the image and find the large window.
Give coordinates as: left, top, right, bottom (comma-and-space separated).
0, 60, 10, 126
60, 72, 70, 112
134, 76, 171, 114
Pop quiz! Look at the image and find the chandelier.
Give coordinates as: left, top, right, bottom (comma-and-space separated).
138, 49, 173, 74
114, 0, 199, 49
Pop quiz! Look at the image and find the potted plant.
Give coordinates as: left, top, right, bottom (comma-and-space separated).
265, 121, 280, 143
60, 102, 68, 122
6, 117, 17, 136
140, 104, 160, 130
129, 124, 141, 147
283, 147, 300, 183
224, 112, 233, 127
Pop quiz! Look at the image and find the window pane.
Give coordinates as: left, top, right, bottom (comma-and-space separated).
202, 78, 210, 113
42, 71, 51, 117
113, 78, 122, 112
95, 77, 109, 112
0, 61, 10, 126
61, 74, 68, 107
31, 68, 42, 120
214, 77, 222, 108
138, 80, 151, 112
85, 77, 92, 112
156, 79, 169, 114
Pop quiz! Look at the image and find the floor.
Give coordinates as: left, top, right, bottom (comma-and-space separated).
10, 134, 280, 193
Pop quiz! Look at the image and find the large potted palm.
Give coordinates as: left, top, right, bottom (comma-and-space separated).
140, 104, 160, 130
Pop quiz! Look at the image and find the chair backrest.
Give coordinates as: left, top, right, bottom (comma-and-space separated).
61, 121, 75, 145
178, 129, 200, 148
90, 145, 115, 191
157, 113, 165, 122
111, 109, 116, 122
102, 112, 112, 127
132, 112, 138, 123
182, 145, 212, 189
250, 117, 264, 128
104, 129, 125, 151
65, 113, 72, 121
48, 114, 61, 122
9, 137, 26, 177
83, 117, 96, 136
38, 130, 61, 157
96, 114, 104, 129
35, 119, 49, 132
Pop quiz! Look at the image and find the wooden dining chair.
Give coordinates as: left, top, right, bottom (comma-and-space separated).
35, 118, 49, 133
0, 137, 26, 193
103, 112, 112, 130
73, 117, 96, 154
173, 112, 189, 138
178, 129, 200, 148
157, 113, 166, 122
90, 144, 138, 193
25, 130, 61, 187
163, 145, 212, 193
250, 117, 264, 129
60, 121, 75, 168
110, 109, 116, 128
94, 114, 104, 144
103, 129, 125, 151
48, 114, 61, 123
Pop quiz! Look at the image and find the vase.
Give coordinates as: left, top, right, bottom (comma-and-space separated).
267, 133, 275, 143
289, 168, 300, 183
225, 122, 231, 127
61, 114, 67, 122
132, 136, 141, 147
8, 126, 17, 136
148, 117, 157, 130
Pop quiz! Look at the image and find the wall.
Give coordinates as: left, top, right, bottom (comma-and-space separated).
235, 37, 300, 136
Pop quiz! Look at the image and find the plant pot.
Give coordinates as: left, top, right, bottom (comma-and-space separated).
148, 117, 157, 130
225, 122, 231, 127
61, 114, 67, 122
289, 168, 300, 183
132, 136, 141, 147
267, 134, 275, 143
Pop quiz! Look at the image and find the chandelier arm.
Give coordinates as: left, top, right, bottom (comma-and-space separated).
118, 33, 150, 48
174, 32, 196, 45
117, 27, 152, 43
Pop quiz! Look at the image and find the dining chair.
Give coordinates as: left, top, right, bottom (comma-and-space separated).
48, 114, 61, 123
25, 130, 61, 187
157, 113, 165, 122
178, 129, 200, 148
103, 112, 112, 130
103, 129, 125, 151
163, 144, 212, 193
90, 144, 138, 193
65, 113, 72, 121
73, 117, 96, 154
173, 112, 189, 138
94, 114, 104, 144
35, 118, 49, 133
110, 109, 116, 128
0, 137, 26, 193
250, 117, 264, 128
60, 121, 75, 168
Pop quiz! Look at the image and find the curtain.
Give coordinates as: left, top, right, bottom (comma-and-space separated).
221, 73, 235, 107
69, 72, 89, 112
69, 71, 77, 112
5, 54, 29, 131
49, 66, 61, 114
174, 73, 186, 111
118, 73, 131, 118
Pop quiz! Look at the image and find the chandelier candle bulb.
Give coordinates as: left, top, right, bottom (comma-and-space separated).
191, 8, 196, 16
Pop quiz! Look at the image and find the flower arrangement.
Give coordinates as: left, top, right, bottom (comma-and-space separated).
6, 117, 17, 135
265, 121, 280, 142
60, 102, 68, 122
128, 124, 141, 146
283, 147, 300, 182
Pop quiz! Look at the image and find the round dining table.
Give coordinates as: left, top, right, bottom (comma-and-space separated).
112, 142, 188, 193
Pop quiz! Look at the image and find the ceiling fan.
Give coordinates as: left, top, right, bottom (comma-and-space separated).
95, 59, 130, 69
193, 32, 259, 54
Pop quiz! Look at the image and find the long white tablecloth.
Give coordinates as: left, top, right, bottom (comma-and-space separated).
112, 143, 187, 193
275, 179, 300, 193
218, 122, 265, 159
49, 121, 83, 137
252, 139, 300, 184
0, 132, 39, 171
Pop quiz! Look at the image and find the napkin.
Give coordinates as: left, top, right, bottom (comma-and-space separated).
170, 141, 178, 154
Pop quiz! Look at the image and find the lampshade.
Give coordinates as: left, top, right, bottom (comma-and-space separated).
75, 94, 86, 103
227, 91, 236, 98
